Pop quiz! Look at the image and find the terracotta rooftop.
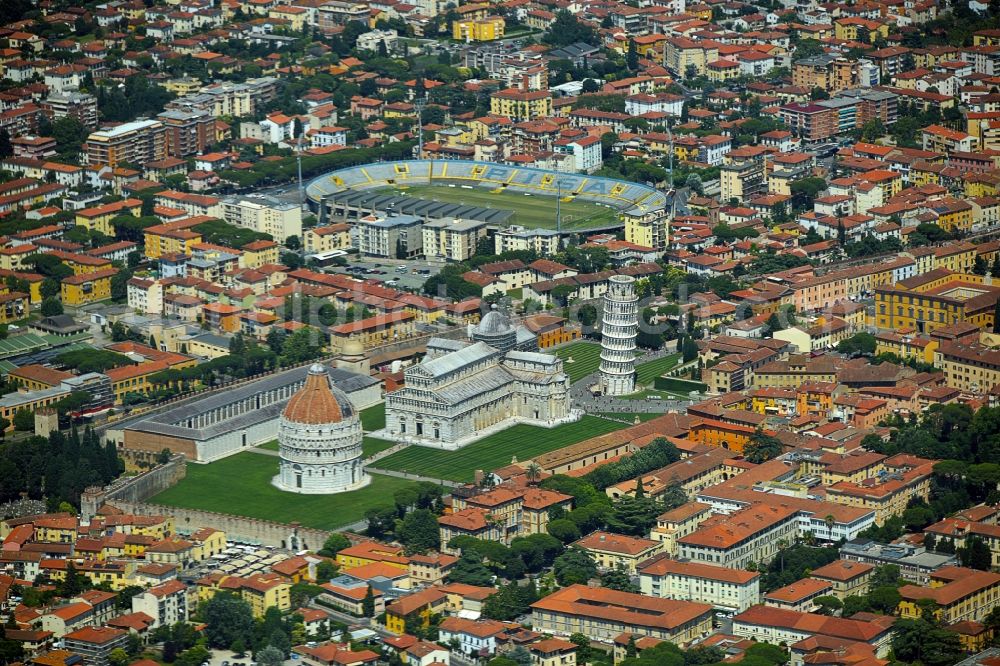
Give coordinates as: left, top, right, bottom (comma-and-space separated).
282, 364, 347, 424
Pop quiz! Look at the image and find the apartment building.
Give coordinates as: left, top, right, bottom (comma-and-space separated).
130, 579, 188, 628
649, 503, 713, 555
638, 557, 761, 613
489, 88, 553, 122
157, 109, 216, 157
531, 585, 713, 645
898, 566, 1000, 623
304, 223, 351, 254
572, 531, 663, 574
356, 214, 423, 258
62, 627, 129, 666
221, 195, 302, 242
495, 225, 561, 255
421, 217, 490, 262
733, 606, 895, 657
676, 503, 800, 569
41, 90, 99, 129
809, 559, 874, 600
825, 454, 935, 525
875, 269, 1000, 334
84, 119, 168, 167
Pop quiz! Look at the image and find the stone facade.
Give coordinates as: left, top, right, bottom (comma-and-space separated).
274, 364, 368, 494
383, 336, 576, 450
599, 274, 638, 396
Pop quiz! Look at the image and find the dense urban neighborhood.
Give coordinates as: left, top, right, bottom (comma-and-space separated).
5, 1, 1000, 666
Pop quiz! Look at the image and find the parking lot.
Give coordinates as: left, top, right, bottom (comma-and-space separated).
183, 542, 292, 582
325, 256, 444, 292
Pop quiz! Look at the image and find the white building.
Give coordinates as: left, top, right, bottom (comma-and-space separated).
554, 135, 602, 173
273, 363, 368, 494
126, 277, 164, 315
624, 92, 684, 117
310, 126, 348, 149
383, 322, 577, 449
131, 580, 188, 628
356, 213, 423, 258
221, 195, 302, 243
639, 558, 761, 613
598, 275, 638, 396
494, 225, 561, 255
421, 217, 491, 262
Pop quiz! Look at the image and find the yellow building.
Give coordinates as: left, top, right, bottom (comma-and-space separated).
934, 241, 976, 272
34, 515, 79, 544
489, 88, 552, 122
143, 220, 205, 259
304, 223, 351, 254
329, 311, 416, 352
625, 214, 668, 251
898, 567, 1000, 624
75, 198, 143, 236
874, 269, 999, 334
0, 291, 29, 324
384, 587, 449, 635
336, 541, 410, 571
573, 531, 663, 574
834, 18, 889, 42
453, 16, 504, 41
241, 240, 279, 269
61, 268, 117, 306
825, 455, 934, 525
874, 330, 937, 364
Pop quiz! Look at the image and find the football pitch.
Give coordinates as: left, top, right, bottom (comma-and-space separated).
370, 415, 629, 482
386, 184, 621, 230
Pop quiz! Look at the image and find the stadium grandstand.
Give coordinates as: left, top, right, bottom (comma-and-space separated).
306, 160, 667, 231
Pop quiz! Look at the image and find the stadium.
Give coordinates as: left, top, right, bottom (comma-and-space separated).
306, 159, 668, 232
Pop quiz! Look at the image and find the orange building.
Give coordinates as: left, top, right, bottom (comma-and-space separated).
688, 419, 757, 453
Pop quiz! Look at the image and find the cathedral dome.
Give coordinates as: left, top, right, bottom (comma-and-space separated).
283, 364, 355, 425
341, 339, 365, 357
475, 307, 514, 336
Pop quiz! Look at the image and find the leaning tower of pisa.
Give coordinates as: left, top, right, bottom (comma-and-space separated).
598, 275, 638, 396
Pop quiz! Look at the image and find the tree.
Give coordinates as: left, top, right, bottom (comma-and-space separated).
744, 432, 783, 463
809, 595, 841, 616
397, 509, 440, 554
202, 592, 254, 648
958, 537, 992, 570
40, 297, 63, 317
626, 38, 639, 71
891, 618, 963, 666
553, 547, 597, 586
0, 129, 12, 159
542, 10, 597, 47
12, 409, 33, 432
602, 566, 639, 593
447, 552, 493, 586
108, 648, 130, 666
315, 560, 338, 582
257, 646, 285, 666
837, 332, 877, 356
682, 336, 699, 363
547, 518, 581, 544
685, 173, 703, 195
578, 304, 598, 328
581, 78, 599, 93
318, 533, 351, 557
361, 585, 376, 617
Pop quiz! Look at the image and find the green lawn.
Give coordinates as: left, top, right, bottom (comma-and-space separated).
363, 436, 396, 458
371, 416, 629, 482
360, 404, 386, 432
257, 440, 279, 451
387, 184, 620, 231
635, 353, 683, 385
149, 453, 418, 530
554, 342, 603, 383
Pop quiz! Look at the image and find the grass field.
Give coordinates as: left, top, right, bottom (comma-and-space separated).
554, 342, 602, 383
363, 437, 396, 457
635, 353, 683, 385
388, 184, 620, 231
149, 453, 418, 529
257, 440, 279, 451
360, 404, 386, 432
371, 415, 628, 482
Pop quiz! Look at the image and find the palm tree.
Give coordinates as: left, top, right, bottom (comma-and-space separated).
824, 514, 835, 541
525, 462, 542, 485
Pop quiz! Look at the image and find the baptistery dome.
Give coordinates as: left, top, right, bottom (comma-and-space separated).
273, 364, 368, 494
